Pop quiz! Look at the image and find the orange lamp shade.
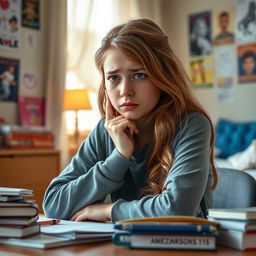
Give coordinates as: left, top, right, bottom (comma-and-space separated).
63, 89, 91, 111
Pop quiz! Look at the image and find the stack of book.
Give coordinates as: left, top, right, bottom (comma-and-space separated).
208, 207, 256, 250
0, 125, 54, 149
112, 216, 219, 251
0, 217, 115, 249
0, 187, 40, 238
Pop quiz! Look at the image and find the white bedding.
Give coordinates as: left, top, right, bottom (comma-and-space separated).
214, 158, 256, 180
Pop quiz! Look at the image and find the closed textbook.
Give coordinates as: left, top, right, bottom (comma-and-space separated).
112, 232, 217, 250
0, 187, 33, 196
0, 206, 38, 217
218, 229, 256, 250
0, 224, 40, 238
0, 216, 39, 226
0, 196, 24, 202
208, 208, 256, 220
114, 223, 217, 233
208, 217, 256, 232
0, 200, 37, 207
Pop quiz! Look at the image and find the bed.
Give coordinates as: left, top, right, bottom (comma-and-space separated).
214, 119, 256, 180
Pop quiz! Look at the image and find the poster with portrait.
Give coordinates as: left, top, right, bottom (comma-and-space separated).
189, 56, 214, 88
213, 8, 235, 45
0, 0, 21, 50
236, 0, 256, 43
22, 0, 40, 29
238, 43, 256, 83
215, 46, 236, 102
189, 11, 212, 56
0, 57, 19, 102
21, 70, 40, 95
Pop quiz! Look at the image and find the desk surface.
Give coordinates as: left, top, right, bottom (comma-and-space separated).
0, 242, 255, 256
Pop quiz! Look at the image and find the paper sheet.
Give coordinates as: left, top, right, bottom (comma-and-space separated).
40, 218, 114, 235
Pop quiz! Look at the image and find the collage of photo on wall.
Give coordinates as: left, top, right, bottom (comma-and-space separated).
188, 0, 256, 103
0, 0, 42, 115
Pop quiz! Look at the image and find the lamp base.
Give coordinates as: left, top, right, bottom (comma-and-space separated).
74, 110, 79, 146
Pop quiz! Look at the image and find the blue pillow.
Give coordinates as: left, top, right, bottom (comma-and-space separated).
215, 119, 256, 158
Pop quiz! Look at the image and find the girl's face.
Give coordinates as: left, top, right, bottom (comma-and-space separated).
103, 49, 161, 121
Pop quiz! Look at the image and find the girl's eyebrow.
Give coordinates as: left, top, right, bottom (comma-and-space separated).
105, 68, 145, 74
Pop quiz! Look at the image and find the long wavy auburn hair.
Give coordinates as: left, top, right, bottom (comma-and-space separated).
95, 19, 217, 195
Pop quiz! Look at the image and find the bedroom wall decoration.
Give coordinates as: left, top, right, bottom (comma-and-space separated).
188, 0, 256, 103
0, 0, 21, 50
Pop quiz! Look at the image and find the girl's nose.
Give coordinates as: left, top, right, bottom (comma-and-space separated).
119, 79, 134, 97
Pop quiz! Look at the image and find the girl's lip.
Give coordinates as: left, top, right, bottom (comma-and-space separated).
120, 102, 138, 107
121, 105, 138, 111
120, 102, 139, 110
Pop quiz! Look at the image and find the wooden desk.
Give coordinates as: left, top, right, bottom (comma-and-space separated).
0, 149, 60, 213
0, 242, 254, 256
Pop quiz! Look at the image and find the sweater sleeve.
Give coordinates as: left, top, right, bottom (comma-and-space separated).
43, 120, 133, 219
111, 112, 212, 222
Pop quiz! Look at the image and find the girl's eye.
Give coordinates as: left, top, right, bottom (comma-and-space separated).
134, 73, 148, 80
107, 75, 119, 82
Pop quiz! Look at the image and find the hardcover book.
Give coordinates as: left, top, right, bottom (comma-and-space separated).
0, 125, 50, 135
0, 206, 38, 217
0, 223, 40, 238
1, 139, 54, 149
0, 200, 37, 207
0, 216, 39, 226
112, 232, 217, 250
0, 187, 33, 197
208, 217, 256, 232
208, 208, 256, 220
0, 196, 24, 202
218, 229, 256, 250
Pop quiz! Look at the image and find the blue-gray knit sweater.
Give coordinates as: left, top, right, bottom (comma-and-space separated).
43, 112, 213, 222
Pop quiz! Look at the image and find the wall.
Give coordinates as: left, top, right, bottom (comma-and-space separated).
0, 0, 48, 125
161, 0, 256, 124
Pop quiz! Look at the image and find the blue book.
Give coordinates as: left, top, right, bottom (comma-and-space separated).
114, 223, 217, 233
112, 231, 217, 250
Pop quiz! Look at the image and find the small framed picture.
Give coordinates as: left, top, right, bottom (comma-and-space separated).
22, 0, 40, 30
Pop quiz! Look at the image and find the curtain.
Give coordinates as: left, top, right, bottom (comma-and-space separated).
45, 0, 68, 168
114, 0, 162, 25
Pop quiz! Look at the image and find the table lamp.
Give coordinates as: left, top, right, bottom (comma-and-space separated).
63, 89, 91, 145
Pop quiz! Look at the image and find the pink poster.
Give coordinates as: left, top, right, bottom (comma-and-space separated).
18, 96, 45, 126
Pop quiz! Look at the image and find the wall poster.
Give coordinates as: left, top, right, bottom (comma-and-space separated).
236, 0, 256, 43
189, 56, 214, 88
22, 0, 40, 29
215, 46, 236, 102
0, 57, 19, 102
238, 43, 256, 83
213, 8, 235, 45
0, 0, 21, 50
189, 11, 212, 56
